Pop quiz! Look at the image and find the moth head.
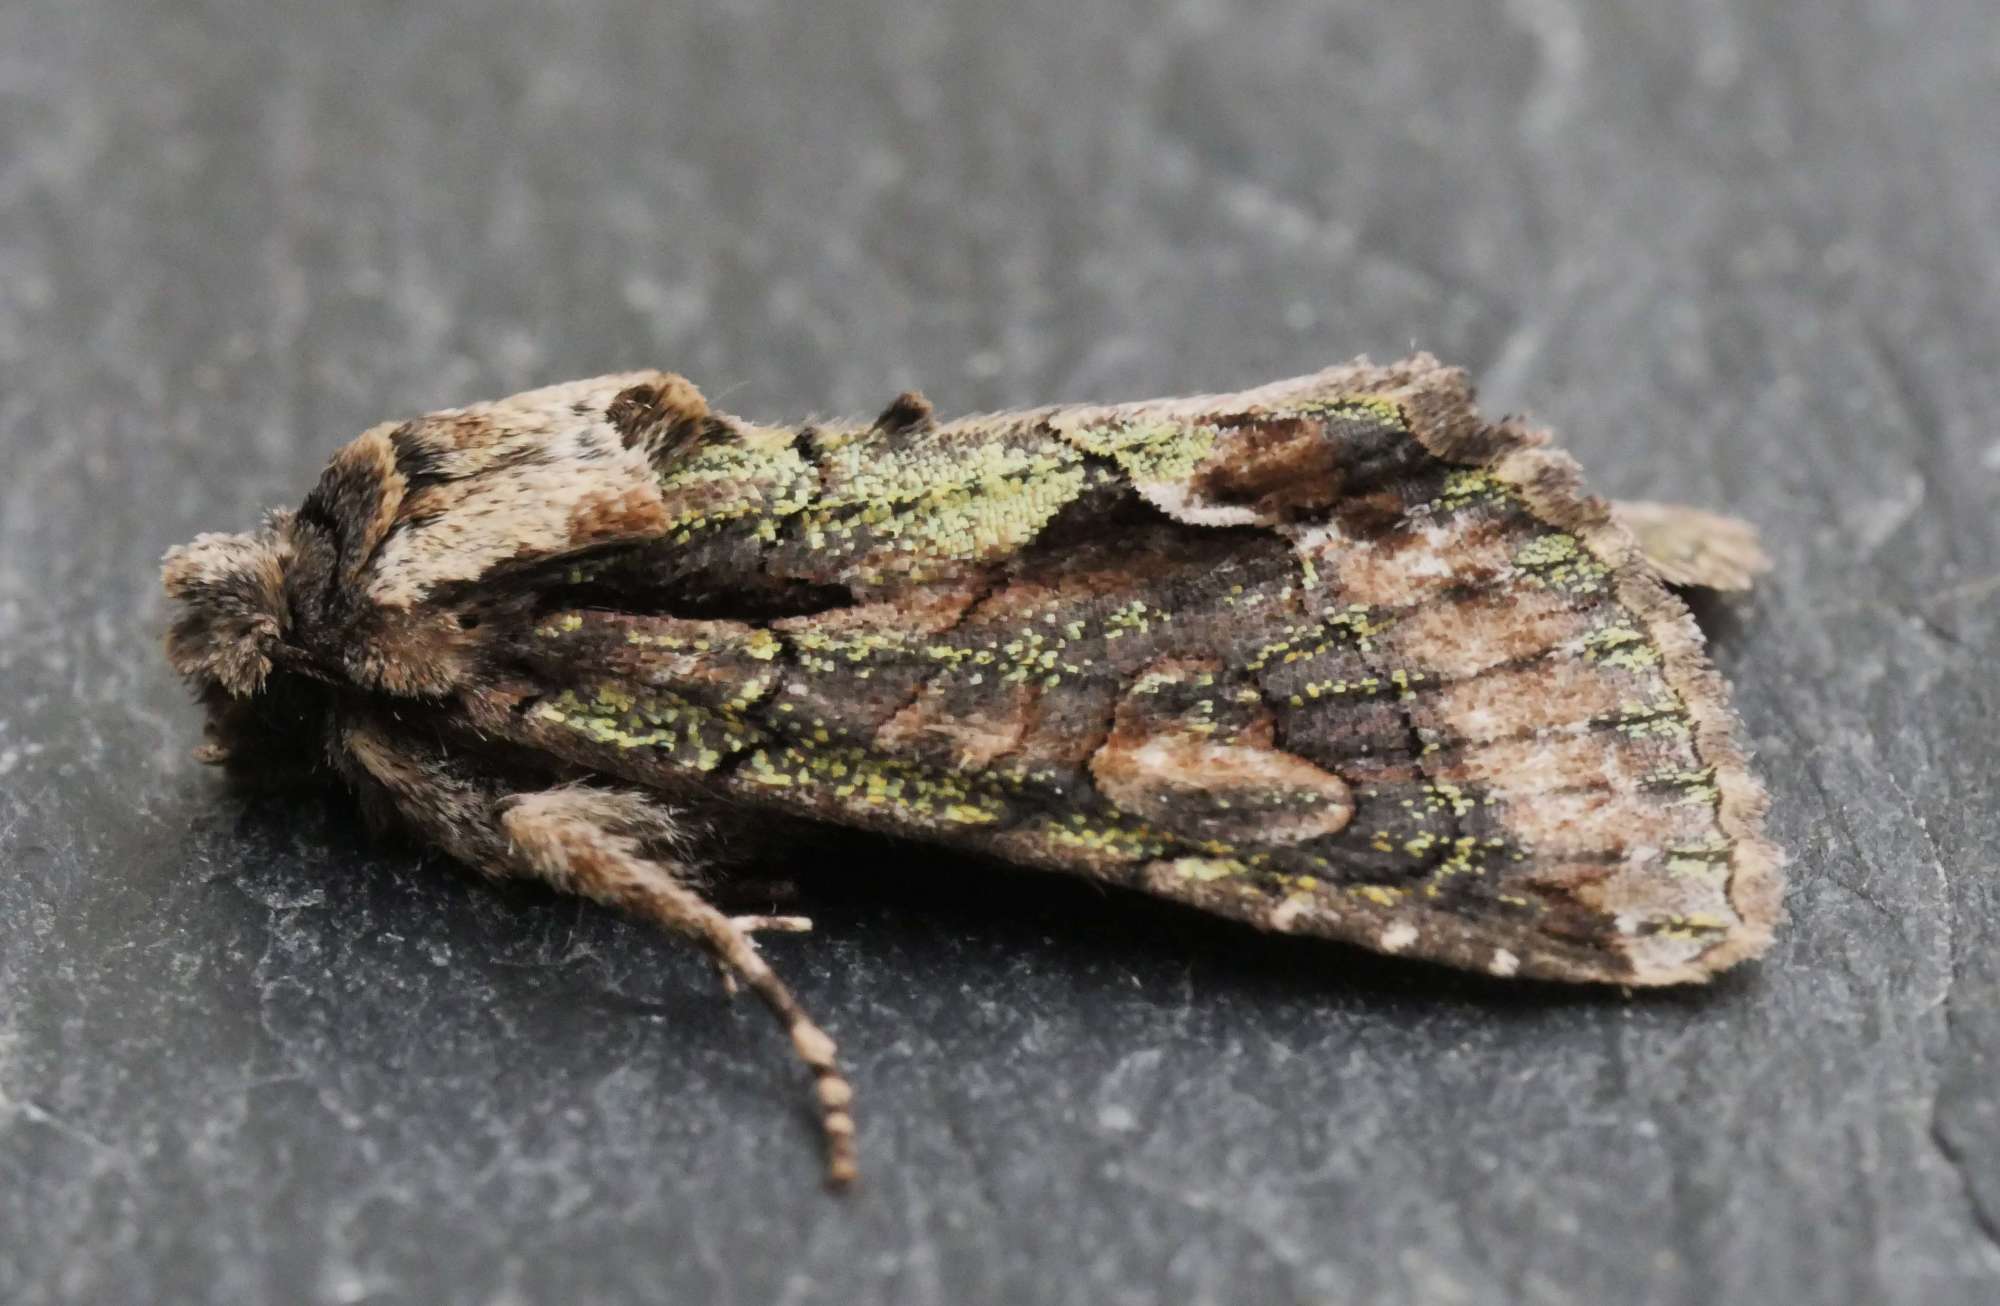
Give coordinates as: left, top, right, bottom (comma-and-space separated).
161, 515, 298, 699
163, 512, 346, 780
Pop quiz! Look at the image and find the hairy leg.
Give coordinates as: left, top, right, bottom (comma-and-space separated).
500, 789, 857, 1187
340, 722, 858, 1187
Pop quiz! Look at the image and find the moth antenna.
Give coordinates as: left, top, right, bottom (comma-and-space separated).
496, 789, 859, 1188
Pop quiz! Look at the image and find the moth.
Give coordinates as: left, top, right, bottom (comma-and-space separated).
163, 355, 1780, 1186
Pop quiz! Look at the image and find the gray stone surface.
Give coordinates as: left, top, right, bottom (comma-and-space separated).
2, 1, 1996, 1302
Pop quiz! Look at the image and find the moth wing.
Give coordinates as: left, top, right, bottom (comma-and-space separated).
445, 357, 1777, 986
1612, 500, 1772, 592
1049, 358, 1782, 984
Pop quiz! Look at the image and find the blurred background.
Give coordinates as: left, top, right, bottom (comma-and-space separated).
1, 2, 1996, 1303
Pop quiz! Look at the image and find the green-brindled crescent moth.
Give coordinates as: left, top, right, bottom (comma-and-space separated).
163, 355, 1780, 1187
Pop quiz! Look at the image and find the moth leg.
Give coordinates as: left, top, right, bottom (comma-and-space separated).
730, 912, 813, 935
498, 789, 859, 1188
712, 914, 812, 997
1612, 500, 1772, 592
338, 724, 858, 1186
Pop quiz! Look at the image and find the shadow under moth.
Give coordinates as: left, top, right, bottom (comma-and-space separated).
162, 355, 1781, 1187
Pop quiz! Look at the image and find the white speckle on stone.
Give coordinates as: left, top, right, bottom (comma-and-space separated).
326, 1272, 375, 1305
963, 348, 1004, 379
1851, 472, 1925, 554
1380, 922, 1418, 953
1489, 949, 1520, 977
1097, 1104, 1137, 1133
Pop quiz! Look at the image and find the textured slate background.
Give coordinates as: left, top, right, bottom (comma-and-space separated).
2, 1, 1996, 1302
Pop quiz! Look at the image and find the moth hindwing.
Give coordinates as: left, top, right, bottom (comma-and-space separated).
163, 355, 1780, 1186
